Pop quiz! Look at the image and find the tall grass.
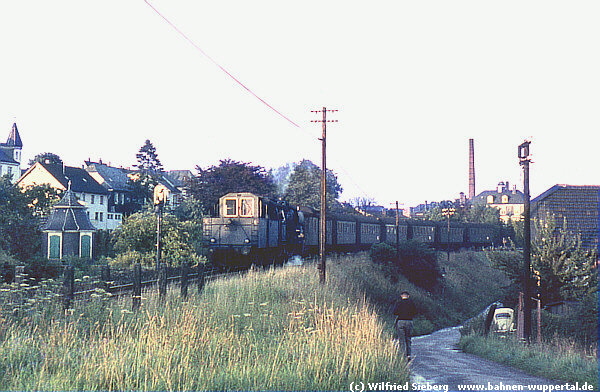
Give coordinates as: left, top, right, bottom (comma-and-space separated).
0, 264, 409, 390
459, 334, 598, 388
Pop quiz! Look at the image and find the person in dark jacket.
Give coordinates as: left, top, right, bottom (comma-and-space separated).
393, 291, 417, 360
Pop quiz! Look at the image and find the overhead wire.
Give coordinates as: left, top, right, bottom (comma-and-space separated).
143, 0, 300, 129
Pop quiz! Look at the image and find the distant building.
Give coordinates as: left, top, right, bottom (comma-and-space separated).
531, 184, 600, 250
472, 181, 525, 223
18, 162, 117, 230
84, 160, 144, 217
0, 123, 23, 183
409, 200, 455, 219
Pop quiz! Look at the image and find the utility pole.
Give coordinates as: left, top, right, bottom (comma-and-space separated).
518, 140, 532, 342
311, 107, 338, 284
395, 201, 400, 258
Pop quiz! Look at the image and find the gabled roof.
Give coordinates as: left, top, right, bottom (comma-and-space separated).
531, 184, 600, 205
22, 162, 109, 195
85, 161, 132, 192
42, 189, 96, 232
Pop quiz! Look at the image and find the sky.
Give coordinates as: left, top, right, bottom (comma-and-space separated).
1, 1, 598, 208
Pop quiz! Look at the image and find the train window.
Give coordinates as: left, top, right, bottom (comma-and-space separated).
224, 199, 237, 216
240, 198, 254, 217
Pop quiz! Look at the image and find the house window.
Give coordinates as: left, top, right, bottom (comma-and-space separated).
49, 235, 61, 260
100, 196, 104, 205
501, 195, 509, 203
108, 214, 113, 220
80, 234, 92, 259
91, 195, 95, 204
487, 195, 494, 204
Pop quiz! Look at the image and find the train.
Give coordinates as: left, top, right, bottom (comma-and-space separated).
203, 192, 504, 269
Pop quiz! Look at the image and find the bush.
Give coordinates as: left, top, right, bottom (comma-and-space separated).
370, 241, 441, 291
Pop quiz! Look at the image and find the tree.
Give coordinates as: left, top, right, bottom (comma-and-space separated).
29, 152, 63, 166
110, 210, 203, 267
131, 139, 164, 205
283, 159, 343, 211
189, 159, 277, 213
0, 177, 45, 261
486, 213, 597, 305
135, 139, 163, 175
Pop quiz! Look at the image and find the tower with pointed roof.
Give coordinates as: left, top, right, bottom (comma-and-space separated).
0, 123, 23, 182
42, 185, 97, 260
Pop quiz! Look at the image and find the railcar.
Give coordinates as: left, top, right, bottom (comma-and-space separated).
203, 192, 502, 269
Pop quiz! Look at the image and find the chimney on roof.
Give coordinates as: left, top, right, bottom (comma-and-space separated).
468, 139, 475, 199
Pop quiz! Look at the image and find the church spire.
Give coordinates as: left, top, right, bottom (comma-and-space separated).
6, 123, 23, 148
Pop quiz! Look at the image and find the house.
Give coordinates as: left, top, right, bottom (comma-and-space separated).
0, 123, 23, 183
17, 162, 118, 230
531, 184, 600, 250
41, 187, 96, 260
84, 160, 144, 217
472, 181, 525, 223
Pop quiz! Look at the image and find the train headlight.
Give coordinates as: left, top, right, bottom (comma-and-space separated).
244, 238, 250, 244
210, 238, 216, 243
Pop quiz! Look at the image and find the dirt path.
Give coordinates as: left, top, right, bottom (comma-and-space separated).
409, 327, 565, 391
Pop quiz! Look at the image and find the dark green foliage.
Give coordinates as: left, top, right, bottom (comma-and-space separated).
135, 139, 163, 175
189, 159, 277, 214
110, 210, 203, 267
540, 292, 598, 348
370, 241, 441, 291
29, 152, 63, 166
0, 177, 44, 262
283, 159, 344, 212
423, 204, 501, 225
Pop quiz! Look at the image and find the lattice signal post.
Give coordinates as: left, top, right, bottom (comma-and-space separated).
311, 107, 338, 284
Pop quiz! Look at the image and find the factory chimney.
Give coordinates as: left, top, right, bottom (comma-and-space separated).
468, 138, 476, 199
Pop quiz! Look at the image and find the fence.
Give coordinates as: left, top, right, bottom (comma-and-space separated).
0, 262, 228, 315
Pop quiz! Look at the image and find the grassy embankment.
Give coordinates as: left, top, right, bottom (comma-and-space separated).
0, 261, 409, 391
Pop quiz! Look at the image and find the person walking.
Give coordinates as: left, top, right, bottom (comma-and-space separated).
393, 291, 417, 361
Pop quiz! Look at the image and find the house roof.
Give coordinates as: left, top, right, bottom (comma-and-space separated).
85, 161, 132, 192
473, 189, 525, 205
42, 189, 96, 232
531, 184, 600, 250
33, 163, 109, 195
5, 123, 23, 148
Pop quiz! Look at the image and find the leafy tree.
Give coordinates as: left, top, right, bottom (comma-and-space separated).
29, 152, 63, 166
189, 159, 277, 213
0, 177, 43, 261
283, 159, 343, 211
110, 210, 203, 267
423, 204, 500, 225
486, 213, 597, 305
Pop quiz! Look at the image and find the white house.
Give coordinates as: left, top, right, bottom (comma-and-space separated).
0, 123, 23, 183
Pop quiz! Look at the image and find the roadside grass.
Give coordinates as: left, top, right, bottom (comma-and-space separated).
459, 333, 598, 388
0, 264, 409, 391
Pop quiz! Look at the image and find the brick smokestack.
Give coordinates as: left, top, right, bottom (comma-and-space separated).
469, 138, 476, 199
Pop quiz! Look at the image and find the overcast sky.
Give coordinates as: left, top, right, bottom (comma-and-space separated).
1, 1, 598, 207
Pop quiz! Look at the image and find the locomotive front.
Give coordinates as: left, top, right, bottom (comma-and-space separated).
203, 192, 303, 268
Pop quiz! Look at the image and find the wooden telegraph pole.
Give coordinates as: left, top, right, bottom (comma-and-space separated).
518, 140, 532, 342
311, 107, 338, 284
